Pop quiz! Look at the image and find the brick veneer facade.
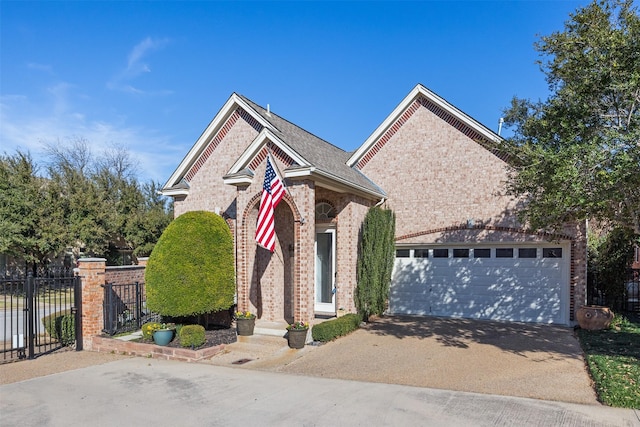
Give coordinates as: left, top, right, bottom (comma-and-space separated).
358, 95, 586, 320
164, 87, 588, 326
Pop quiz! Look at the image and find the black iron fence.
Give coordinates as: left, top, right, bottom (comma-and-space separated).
1, 270, 81, 364
588, 268, 639, 313
102, 282, 159, 335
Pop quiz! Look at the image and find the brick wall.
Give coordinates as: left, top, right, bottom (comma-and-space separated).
358, 98, 586, 322
77, 258, 148, 350
174, 108, 261, 218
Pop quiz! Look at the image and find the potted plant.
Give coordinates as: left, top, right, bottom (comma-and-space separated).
576, 305, 614, 330
286, 321, 309, 349
235, 311, 256, 336
152, 323, 176, 346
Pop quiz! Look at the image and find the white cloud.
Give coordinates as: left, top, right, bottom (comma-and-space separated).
27, 62, 53, 73
0, 91, 185, 183
108, 36, 171, 94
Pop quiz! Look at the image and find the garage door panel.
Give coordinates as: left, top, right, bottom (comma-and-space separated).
390, 244, 569, 324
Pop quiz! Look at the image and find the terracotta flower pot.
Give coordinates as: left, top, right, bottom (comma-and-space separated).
576, 305, 613, 330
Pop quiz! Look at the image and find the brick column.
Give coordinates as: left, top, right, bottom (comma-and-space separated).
77, 258, 106, 350
137, 257, 149, 267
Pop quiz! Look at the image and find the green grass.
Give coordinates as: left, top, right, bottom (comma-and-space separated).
576, 313, 640, 409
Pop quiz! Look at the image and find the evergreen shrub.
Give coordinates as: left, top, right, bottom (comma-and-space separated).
179, 324, 206, 348
312, 313, 362, 342
145, 210, 235, 317
356, 207, 396, 320
42, 310, 75, 345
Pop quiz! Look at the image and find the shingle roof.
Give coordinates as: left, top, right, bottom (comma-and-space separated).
237, 94, 386, 198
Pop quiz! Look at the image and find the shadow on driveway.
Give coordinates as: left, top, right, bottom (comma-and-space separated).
366, 315, 582, 358
277, 315, 598, 405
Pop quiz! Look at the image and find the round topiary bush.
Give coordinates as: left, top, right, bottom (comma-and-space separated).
145, 210, 235, 318
179, 324, 206, 348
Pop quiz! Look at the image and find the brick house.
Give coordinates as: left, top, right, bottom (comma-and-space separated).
162, 84, 586, 327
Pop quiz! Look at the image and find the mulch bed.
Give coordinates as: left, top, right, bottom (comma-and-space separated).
141, 328, 237, 350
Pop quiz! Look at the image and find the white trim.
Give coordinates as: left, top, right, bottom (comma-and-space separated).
222, 176, 254, 186
162, 93, 277, 191
315, 226, 337, 313
225, 128, 309, 176
347, 84, 502, 167
160, 188, 189, 196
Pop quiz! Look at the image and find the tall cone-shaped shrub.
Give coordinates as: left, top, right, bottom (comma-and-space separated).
356, 206, 395, 321
145, 210, 235, 317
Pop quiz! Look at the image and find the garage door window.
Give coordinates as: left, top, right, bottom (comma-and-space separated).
473, 248, 491, 258
453, 249, 469, 258
496, 248, 514, 258
433, 248, 449, 258
414, 249, 429, 258
543, 248, 563, 258
396, 249, 410, 258
518, 248, 537, 258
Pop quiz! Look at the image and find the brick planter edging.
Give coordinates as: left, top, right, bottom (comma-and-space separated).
91, 336, 226, 362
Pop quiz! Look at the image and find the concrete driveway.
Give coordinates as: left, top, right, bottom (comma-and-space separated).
206, 316, 599, 405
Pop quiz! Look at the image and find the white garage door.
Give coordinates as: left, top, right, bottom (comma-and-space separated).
389, 244, 570, 324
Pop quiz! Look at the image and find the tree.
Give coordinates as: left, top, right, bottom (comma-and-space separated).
502, 0, 640, 235
356, 206, 396, 321
145, 211, 235, 318
0, 152, 67, 273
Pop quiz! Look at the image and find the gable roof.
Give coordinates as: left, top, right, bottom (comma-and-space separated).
163, 92, 385, 199
347, 84, 504, 169
232, 95, 385, 199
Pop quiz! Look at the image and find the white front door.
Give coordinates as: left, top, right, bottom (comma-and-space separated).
315, 227, 336, 313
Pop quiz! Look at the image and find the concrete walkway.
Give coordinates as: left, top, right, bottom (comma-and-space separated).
1, 357, 638, 426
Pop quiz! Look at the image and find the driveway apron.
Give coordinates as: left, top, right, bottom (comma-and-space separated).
272, 316, 599, 405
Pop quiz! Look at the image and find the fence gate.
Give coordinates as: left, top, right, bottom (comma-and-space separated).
1, 271, 82, 364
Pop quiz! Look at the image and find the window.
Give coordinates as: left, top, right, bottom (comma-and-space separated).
315, 202, 336, 220
543, 248, 563, 258
473, 248, 491, 258
518, 248, 537, 258
414, 249, 429, 258
433, 248, 449, 258
453, 249, 469, 258
396, 249, 410, 258
496, 248, 514, 258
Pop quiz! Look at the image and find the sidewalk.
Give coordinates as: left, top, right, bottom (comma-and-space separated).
1, 357, 637, 427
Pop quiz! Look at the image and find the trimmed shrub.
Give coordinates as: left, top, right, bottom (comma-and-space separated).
356, 207, 396, 321
179, 324, 206, 348
145, 211, 235, 317
312, 313, 362, 342
42, 310, 75, 345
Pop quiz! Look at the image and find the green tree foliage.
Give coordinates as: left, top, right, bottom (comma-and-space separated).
589, 227, 638, 304
145, 211, 235, 317
0, 152, 67, 272
501, 0, 640, 235
356, 207, 396, 321
1, 140, 172, 269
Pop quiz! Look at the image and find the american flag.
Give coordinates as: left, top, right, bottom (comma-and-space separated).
255, 155, 285, 252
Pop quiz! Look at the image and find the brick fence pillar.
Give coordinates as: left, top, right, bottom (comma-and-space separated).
137, 257, 149, 267
77, 258, 106, 350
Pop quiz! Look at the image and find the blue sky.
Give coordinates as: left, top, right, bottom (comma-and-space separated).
1, 1, 586, 184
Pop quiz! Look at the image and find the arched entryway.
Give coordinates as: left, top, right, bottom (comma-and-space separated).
242, 194, 298, 323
